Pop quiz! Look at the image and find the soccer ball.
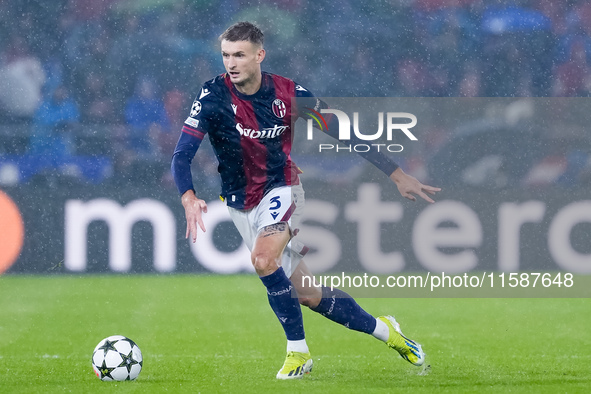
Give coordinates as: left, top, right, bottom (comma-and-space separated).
92, 335, 143, 381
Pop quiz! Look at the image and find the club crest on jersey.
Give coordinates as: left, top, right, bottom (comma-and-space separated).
272, 99, 286, 118
190, 100, 202, 117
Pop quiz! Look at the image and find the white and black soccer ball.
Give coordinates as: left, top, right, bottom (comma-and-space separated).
92, 335, 143, 381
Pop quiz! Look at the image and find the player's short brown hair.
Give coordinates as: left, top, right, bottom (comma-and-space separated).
219, 21, 264, 47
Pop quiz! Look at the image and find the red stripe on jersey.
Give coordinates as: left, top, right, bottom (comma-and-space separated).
281, 202, 297, 222
224, 77, 268, 209
182, 125, 205, 139
270, 74, 300, 185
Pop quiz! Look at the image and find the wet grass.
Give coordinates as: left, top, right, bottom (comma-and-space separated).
0, 275, 589, 393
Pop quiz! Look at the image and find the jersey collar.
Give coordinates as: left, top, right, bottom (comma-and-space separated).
230, 72, 271, 101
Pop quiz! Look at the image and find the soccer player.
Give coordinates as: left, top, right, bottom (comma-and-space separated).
171, 21, 440, 379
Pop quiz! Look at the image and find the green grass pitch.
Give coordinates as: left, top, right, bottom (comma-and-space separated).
0, 275, 589, 393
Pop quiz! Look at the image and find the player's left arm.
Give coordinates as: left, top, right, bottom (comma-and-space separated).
294, 85, 441, 203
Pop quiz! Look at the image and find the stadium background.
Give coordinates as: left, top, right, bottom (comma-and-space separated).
1, 0, 590, 276
0, 1, 590, 393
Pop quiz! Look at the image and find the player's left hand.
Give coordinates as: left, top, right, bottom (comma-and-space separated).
389, 167, 441, 203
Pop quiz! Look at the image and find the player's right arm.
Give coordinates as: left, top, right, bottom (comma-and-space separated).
171, 125, 209, 243
171, 86, 216, 242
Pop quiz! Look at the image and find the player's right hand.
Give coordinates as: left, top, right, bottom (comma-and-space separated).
181, 190, 208, 243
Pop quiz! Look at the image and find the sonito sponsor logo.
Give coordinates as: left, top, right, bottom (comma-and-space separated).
236, 123, 289, 139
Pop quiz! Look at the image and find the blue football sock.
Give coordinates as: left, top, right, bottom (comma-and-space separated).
310, 287, 377, 334
259, 267, 305, 341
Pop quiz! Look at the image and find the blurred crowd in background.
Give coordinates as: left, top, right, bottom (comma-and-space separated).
0, 0, 590, 189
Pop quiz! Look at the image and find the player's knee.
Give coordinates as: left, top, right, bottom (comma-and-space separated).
251, 253, 280, 275
298, 297, 312, 307
292, 278, 322, 308
298, 296, 321, 309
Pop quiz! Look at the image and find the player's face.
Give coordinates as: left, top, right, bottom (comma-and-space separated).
221, 40, 265, 89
